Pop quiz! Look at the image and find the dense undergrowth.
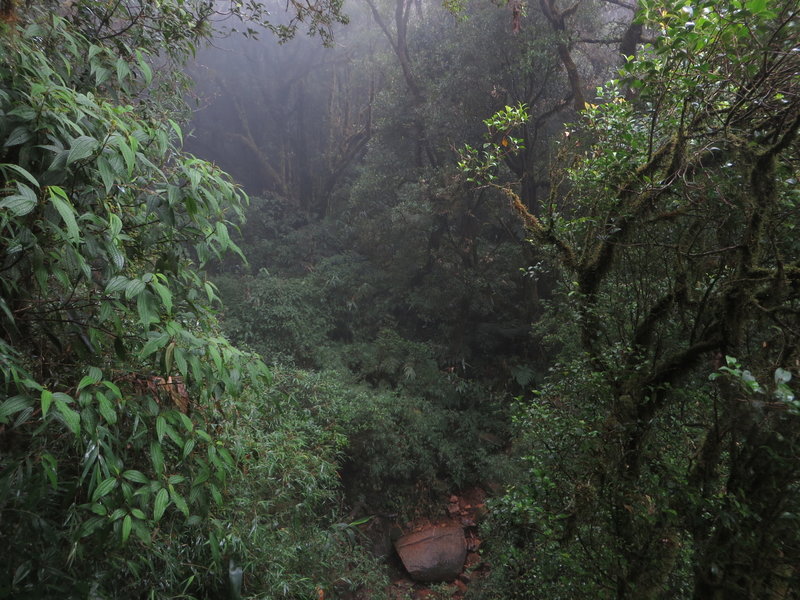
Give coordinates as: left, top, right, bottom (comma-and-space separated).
2, 0, 799, 597
0, 2, 393, 597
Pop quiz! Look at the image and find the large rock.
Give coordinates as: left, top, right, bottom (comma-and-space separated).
394, 525, 466, 582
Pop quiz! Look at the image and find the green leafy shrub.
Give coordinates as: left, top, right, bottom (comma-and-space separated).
265, 368, 511, 515
0, 10, 270, 597
215, 271, 335, 367
211, 386, 389, 600
468, 0, 800, 596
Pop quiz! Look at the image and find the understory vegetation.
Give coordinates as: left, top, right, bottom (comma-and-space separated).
1, 0, 798, 598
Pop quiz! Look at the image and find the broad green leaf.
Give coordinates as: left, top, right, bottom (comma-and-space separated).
153, 487, 169, 521
97, 392, 117, 424
132, 521, 150, 544
77, 375, 97, 392
169, 486, 189, 518
55, 398, 80, 435
116, 58, 131, 84
185, 166, 201, 190
108, 213, 123, 238
79, 516, 105, 538
3, 126, 32, 147
97, 155, 116, 194
121, 482, 134, 504
90, 503, 107, 516
189, 355, 201, 385
125, 278, 147, 299
137, 292, 159, 327
208, 344, 222, 372
0, 182, 38, 216
0, 396, 32, 423
122, 470, 149, 484
167, 184, 180, 206
40, 390, 53, 417
1, 163, 39, 188
136, 50, 153, 85
140, 333, 169, 359
128, 133, 140, 153
88, 44, 103, 61
8, 104, 36, 120
179, 412, 193, 433
168, 119, 183, 145
53, 265, 70, 289
109, 508, 126, 521
204, 281, 219, 304
165, 422, 183, 448
210, 484, 223, 506
194, 465, 210, 486
150, 441, 165, 476
66, 136, 99, 165
182, 438, 196, 459
165, 341, 175, 373
218, 447, 235, 469
174, 347, 188, 376
93, 65, 110, 86
92, 476, 118, 502
215, 221, 231, 247
121, 514, 132, 543
151, 280, 172, 314
77, 368, 101, 392
103, 380, 122, 399
156, 414, 166, 441
11, 406, 33, 429
117, 137, 135, 177
49, 188, 80, 242
105, 275, 129, 294
52, 391, 74, 404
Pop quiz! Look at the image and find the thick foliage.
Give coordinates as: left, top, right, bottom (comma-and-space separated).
212, 378, 390, 600
0, 0, 363, 595
264, 368, 511, 516
193, 0, 605, 391
0, 11, 274, 596
474, 0, 800, 597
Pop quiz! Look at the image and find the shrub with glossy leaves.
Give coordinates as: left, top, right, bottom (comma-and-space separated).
0, 10, 271, 597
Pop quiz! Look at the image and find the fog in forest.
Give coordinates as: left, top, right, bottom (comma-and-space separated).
3, 0, 799, 597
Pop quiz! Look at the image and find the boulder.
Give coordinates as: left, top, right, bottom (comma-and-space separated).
394, 525, 466, 582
